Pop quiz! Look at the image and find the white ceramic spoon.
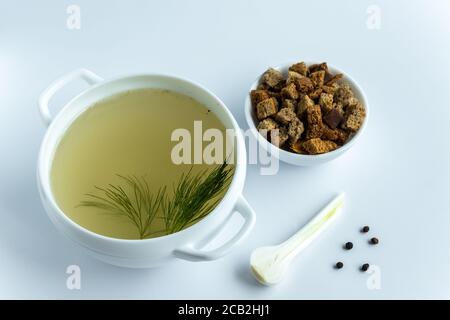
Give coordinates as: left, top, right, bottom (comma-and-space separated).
250, 193, 345, 286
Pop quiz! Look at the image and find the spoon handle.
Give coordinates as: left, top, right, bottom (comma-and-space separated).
278, 193, 345, 260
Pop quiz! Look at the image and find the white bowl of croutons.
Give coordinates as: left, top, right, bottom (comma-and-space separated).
244, 61, 369, 166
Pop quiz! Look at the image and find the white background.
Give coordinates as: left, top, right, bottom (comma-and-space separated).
1, 0, 449, 299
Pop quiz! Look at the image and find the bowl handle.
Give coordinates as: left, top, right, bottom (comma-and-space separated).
38, 68, 103, 126
174, 195, 256, 261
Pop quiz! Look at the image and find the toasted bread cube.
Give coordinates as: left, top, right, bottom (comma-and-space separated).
289, 62, 308, 76
250, 90, 270, 107
262, 68, 284, 88
321, 125, 348, 144
322, 82, 339, 94
325, 73, 343, 86
288, 117, 305, 144
334, 83, 354, 105
287, 71, 304, 86
295, 76, 314, 94
302, 138, 337, 154
309, 88, 323, 100
257, 118, 279, 132
319, 93, 334, 114
334, 101, 345, 117
281, 82, 299, 100
270, 127, 289, 147
309, 70, 326, 88
291, 140, 308, 154
275, 107, 297, 125
308, 62, 328, 74
323, 108, 344, 129
256, 97, 278, 120
281, 99, 297, 111
342, 103, 365, 131
297, 94, 315, 118
306, 104, 324, 139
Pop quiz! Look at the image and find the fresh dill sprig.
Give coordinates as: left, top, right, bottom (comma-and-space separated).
78, 175, 165, 239
78, 162, 233, 239
162, 162, 234, 234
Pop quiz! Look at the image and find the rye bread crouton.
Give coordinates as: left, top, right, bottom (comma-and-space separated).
262, 68, 284, 88
256, 97, 278, 120
323, 108, 344, 129
302, 138, 338, 154
286, 71, 303, 86
281, 99, 297, 111
342, 103, 365, 132
334, 83, 354, 105
308, 62, 328, 74
287, 118, 305, 144
325, 73, 343, 86
289, 62, 308, 76
250, 89, 270, 107
321, 125, 348, 144
275, 107, 297, 125
295, 77, 314, 94
309, 70, 326, 88
281, 82, 299, 100
257, 118, 279, 132
319, 93, 334, 114
297, 94, 315, 118
306, 104, 324, 139
270, 127, 289, 147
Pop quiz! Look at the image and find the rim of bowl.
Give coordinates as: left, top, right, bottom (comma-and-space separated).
244, 62, 370, 160
38, 73, 246, 244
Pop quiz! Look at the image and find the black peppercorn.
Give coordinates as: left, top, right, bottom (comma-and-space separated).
361, 263, 370, 272
370, 237, 379, 245
361, 226, 370, 233
335, 262, 344, 269
344, 242, 353, 250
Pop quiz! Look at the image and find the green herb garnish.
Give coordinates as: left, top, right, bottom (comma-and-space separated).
162, 162, 233, 234
78, 175, 166, 239
78, 163, 233, 239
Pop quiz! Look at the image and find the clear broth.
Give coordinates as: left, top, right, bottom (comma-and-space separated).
51, 88, 233, 239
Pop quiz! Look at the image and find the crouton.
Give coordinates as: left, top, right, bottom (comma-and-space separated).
325, 73, 343, 86
321, 125, 348, 144
257, 118, 279, 132
319, 93, 334, 114
295, 77, 314, 94
281, 82, 299, 100
309, 70, 326, 88
250, 89, 270, 107
289, 62, 308, 76
308, 62, 328, 74
290, 140, 308, 154
270, 127, 289, 147
281, 99, 297, 111
323, 108, 344, 129
262, 68, 284, 88
297, 94, 315, 118
288, 118, 305, 144
309, 88, 323, 100
275, 107, 297, 125
306, 104, 324, 139
322, 82, 339, 94
342, 103, 365, 131
256, 97, 278, 120
286, 71, 303, 86
302, 138, 338, 154
334, 83, 354, 105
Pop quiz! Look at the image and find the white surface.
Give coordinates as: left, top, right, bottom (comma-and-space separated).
0, 0, 449, 299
